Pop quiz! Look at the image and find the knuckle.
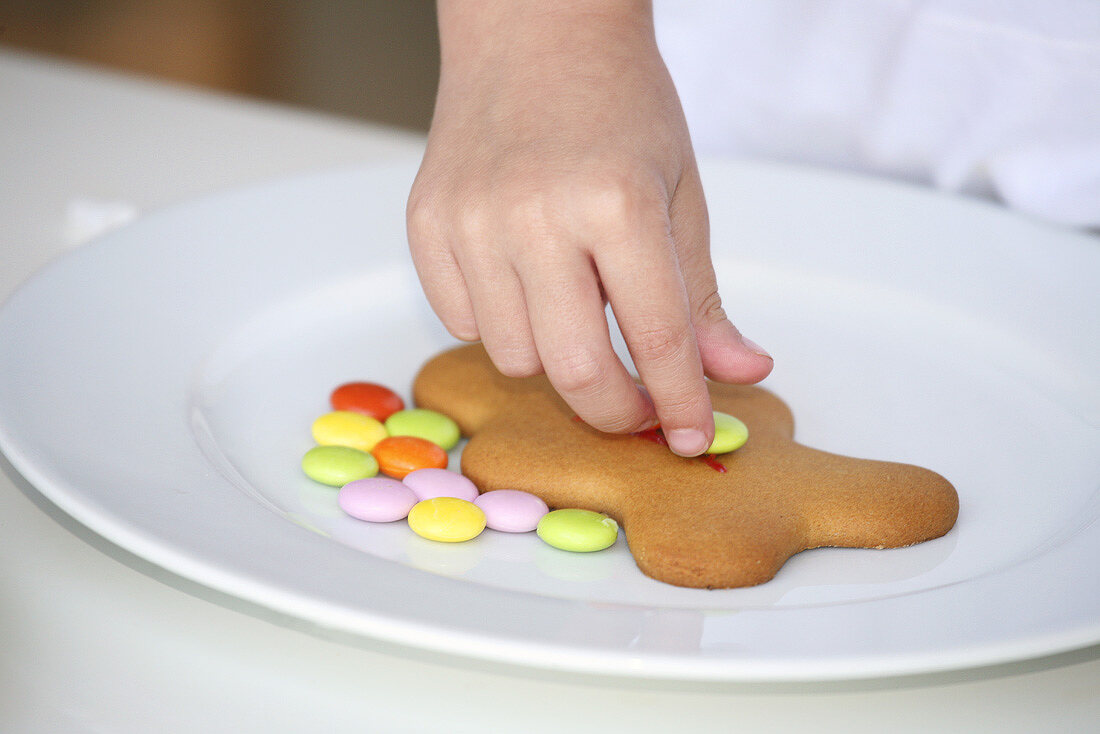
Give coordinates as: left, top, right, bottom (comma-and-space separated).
593, 408, 651, 434
695, 288, 728, 325
505, 190, 550, 227
584, 171, 666, 232
511, 172, 664, 240
498, 360, 543, 379
590, 178, 638, 222
457, 203, 493, 243
653, 392, 706, 422
503, 191, 567, 248
631, 323, 691, 364
547, 346, 607, 397
491, 345, 543, 378
406, 189, 441, 242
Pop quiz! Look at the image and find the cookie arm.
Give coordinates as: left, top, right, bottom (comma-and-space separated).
412, 344, 550, 434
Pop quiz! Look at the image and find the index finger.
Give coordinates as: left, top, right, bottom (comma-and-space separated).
596, 233, 714, 457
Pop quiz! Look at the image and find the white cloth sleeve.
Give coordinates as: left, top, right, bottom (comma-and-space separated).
655, 0, 1100, 227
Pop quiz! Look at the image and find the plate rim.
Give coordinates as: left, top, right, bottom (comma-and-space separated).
1, 156, 1097, 681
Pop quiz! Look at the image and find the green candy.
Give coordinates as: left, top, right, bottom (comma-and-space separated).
537, 509, 618, 553
708, 411, 749, 454
302, 445, 378, 486
384, 408, 461, 451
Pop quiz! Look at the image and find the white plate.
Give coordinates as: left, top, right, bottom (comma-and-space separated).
1, 158, 1097, 681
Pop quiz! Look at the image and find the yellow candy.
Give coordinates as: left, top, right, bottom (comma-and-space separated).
312, 411, 388, 452
407, 497, 486, 543
708, 411, 749, 454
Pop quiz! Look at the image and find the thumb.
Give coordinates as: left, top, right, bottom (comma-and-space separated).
670, 163, 773, 384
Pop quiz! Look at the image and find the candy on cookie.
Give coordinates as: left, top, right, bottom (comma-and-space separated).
412, 344, 959, 589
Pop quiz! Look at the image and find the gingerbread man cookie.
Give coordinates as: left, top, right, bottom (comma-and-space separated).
413, 344, 958, 589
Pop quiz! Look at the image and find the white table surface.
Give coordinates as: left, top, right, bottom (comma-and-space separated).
1, 48, 1097, 733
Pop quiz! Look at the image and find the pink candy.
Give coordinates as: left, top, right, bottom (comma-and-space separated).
338, 477, 418, 523
338, 458, 548, 535
475, 489, 550, 533
402, 468, 479, 502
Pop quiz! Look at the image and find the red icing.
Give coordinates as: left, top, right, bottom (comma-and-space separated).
700, 454, 728, 473
633, 426, 726, 472
572, 417, 728, 472
634, 427, 668, 447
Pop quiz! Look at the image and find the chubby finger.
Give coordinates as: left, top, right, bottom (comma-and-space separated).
456, 249, 542, 379
407, 194, 479, 341
670, 164, 774, 383
521, 248, 655, 433
597, 230, 715, 457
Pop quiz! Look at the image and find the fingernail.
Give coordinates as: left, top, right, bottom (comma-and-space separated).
740, 336, 772, 359
665, 428, 709, 457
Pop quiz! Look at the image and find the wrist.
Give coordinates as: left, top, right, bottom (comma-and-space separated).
436, 0, 656, 78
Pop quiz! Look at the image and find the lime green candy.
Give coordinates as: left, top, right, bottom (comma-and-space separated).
537, 509, 618, 553
302, 445, 378, 486
384, 408, 461, 450
708, 411, 749, 454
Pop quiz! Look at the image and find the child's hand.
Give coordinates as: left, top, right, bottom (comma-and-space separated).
407, 1, 772, 457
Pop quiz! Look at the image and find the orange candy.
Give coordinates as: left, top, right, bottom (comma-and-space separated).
372, 435, 448, 479
330, 382, 405, 421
